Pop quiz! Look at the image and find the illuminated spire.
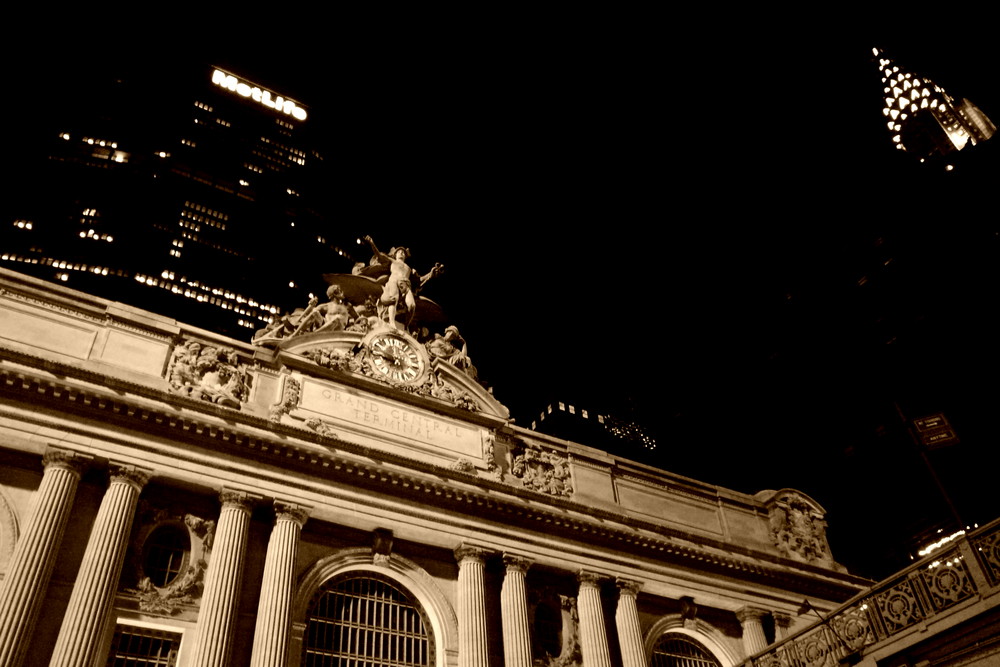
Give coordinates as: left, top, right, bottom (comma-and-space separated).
872, 47, 995, 159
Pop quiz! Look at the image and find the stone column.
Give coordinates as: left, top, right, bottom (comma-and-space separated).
737, 606, 769, 657
0, 449, 91, 667
577, 571, 611, 667
500, 554, 532, 667
615, 578, 644, 667
454, 545, 490, 667
48, 463, 151, 667
189, 489, 257, 667
249, 501, 309, 667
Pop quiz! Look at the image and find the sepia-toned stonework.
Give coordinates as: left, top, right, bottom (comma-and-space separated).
0, 267, 875, 667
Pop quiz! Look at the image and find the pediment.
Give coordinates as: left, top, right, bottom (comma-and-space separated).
263, 328, 510, 420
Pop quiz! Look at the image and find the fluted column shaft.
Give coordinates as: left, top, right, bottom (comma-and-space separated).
577, 572, 611, 667
0, 449, 91, 667
615, 579, 644, 667
455, 545, 490, 667
189, 489, 257, 667
249, 502, 309, 667
737, 606, 769, 657
48, 464, 151, 667
774, 612, 793, 640
500, 554, 532, 667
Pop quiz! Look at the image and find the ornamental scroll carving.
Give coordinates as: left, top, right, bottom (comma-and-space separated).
166, 339, 248, 409
269, 375, 301, 422
510, 441, 574, 498
122, 501, 216, 615
764, 490, 832, 565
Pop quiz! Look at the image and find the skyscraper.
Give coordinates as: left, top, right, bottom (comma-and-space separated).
873, 46, 995, 160
2, 59, 352, 339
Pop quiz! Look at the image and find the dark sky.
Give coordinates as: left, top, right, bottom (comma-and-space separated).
6, 23, 999, 580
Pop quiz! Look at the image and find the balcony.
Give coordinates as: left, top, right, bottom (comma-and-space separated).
744, 517, 1000, 667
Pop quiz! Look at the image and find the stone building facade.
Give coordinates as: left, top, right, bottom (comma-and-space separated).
0, 267, 871, 666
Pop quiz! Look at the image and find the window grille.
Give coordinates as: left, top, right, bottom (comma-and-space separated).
303, 573, 432, 667
651, 634, 721, 667
105, 625, 181, 667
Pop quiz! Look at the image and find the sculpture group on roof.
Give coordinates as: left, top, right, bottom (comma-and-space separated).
250, 235, 478, 382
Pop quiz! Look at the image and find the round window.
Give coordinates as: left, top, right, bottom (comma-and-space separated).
142, 524, 190, 588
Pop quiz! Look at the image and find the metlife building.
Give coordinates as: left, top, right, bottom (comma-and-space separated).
2, 59, 351, 339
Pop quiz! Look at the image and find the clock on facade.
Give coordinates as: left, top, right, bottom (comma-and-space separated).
363, 330, 428, 386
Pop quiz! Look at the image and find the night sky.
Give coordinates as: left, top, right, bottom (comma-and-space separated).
5, 22, 999, 580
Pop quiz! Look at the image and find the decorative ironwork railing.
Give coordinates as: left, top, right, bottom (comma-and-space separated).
745, 517, 1000, 667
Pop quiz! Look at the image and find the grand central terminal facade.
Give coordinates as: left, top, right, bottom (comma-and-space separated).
0, 267, 872, 666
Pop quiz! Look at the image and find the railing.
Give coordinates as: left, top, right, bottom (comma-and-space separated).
745, 517, 1000, 667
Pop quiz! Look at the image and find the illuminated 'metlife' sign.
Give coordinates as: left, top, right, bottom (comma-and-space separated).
211, 69, 307, 121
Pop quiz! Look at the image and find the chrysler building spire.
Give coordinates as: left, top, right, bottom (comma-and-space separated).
873, 46, 995, 160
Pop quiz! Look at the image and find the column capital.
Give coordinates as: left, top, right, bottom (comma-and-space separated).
108, 462, 152, 492
274, 501, 310, 527
578, 570, 605, 588
454, 544, 491, 565
616, 578, 642, 597
219, 488, 261, 512
502, 553, 532, 574
736, 605, 769, 624
42, 447, 93, 476
773, 611, 793, 629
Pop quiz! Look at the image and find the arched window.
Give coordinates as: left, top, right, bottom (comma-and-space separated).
303, 572, 433, 667
651, 634, 722, 667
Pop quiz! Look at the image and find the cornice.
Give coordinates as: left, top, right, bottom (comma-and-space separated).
0, 347, 872, 600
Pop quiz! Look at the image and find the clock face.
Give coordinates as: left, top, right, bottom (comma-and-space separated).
368, 333, 426, 385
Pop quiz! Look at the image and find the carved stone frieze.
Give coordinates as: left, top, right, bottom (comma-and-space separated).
509, 441, 574, 498
166, 338, 248, 409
